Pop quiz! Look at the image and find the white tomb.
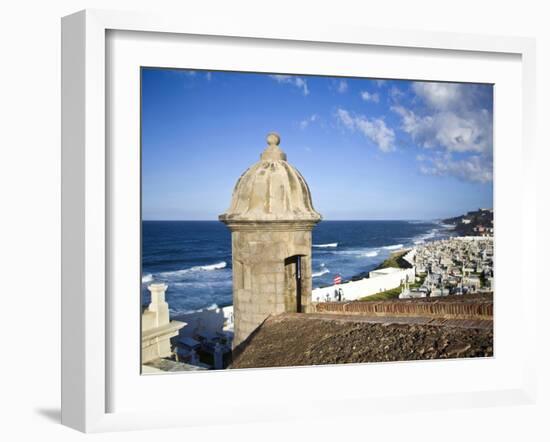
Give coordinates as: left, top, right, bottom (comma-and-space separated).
141, 283, 186, 364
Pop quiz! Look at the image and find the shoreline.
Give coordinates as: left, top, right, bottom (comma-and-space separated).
148, 221, 455, 315
168, 235, 494, 330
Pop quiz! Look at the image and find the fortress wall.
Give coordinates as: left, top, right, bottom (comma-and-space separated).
313, 299, 493, 319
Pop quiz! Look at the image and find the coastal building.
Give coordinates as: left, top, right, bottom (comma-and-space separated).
141, 283, 186, 364
219, 133, 322, 347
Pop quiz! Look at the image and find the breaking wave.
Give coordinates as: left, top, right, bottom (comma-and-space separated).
330, 248, 380, 257
383, 244, 404, 250
141, 273, 153, 283
362, 250, 379, 258
172, 303, 222, 316
313, 243, 338, 248
312, 268, 330, 278
411, 226, 449, 245
157, 261, 227, 278
197, 262, 227, 271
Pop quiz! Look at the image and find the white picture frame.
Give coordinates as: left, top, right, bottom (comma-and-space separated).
61, 9, 537, 433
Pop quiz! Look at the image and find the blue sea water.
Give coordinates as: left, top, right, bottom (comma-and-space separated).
141, 220, 451, 314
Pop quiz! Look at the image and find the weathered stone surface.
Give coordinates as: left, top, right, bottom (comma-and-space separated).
219, 133, 321, 223
220, 134, 321, 347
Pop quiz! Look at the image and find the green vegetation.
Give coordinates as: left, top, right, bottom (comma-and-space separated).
358, 286, 402, 302
375, 250, 411, 270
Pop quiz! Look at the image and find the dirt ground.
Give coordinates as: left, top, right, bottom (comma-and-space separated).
230, 314, 493, 369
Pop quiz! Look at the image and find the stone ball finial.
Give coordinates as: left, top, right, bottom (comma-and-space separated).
219, 132, 322, 223
267, 132, 280, 146
260, 132, 286, 161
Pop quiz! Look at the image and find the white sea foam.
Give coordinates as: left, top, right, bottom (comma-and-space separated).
199, 262, 227, 271
312, 268, 330, 278
412, 227, 447, 245
173, 303, 221, 315
313, 243, 338, 248
331, 248, 379, 257
362, 250, 379, 258
157, 261, 227, 278
332, 249, 364, 255
383, 244, 404, 250
141, 274, 153, 283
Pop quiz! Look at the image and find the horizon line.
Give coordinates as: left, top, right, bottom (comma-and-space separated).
141, 218, 446, 222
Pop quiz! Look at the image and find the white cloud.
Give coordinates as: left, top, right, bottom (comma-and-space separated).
391, 81, 493, 183
337, 108, 355, 129
391, 106, 491, 154
419, 153, 493, 183
389, 86, 405, 102
374, 79, 386, 87
412, 82, 464, 110
336, 109, 395, 152
205, 72, 212, 81
299, 114, 318, 129
269, 74, 309, 96
337, 80, 348, 93
360, 90, 380, 103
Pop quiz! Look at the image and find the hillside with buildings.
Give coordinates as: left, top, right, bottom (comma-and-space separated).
443, 208, 494, 236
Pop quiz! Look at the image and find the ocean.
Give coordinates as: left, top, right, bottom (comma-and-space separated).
141, 220, 452, 314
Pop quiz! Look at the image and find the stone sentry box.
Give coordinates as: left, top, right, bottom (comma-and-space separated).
220, 133, 322, 347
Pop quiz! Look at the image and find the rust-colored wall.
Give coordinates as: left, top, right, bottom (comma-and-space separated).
313, 299, 493, 320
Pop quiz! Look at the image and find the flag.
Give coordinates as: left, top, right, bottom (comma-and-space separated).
333, 274, 342, 285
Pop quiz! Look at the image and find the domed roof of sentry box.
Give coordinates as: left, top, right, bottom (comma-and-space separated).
219, 133, 322, 224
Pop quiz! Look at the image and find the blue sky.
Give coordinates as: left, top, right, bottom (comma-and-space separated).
142, 68, 493, 220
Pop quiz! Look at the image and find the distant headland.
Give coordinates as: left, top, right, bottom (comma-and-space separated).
442, 208, 494, 237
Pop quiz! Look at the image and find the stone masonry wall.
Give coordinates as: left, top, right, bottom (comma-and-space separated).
231, 227, 313, 347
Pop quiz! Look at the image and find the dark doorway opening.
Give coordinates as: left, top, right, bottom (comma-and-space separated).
284, 255, 303, 313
